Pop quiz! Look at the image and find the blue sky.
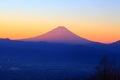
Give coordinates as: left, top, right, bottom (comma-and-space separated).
0, 0, 119, 19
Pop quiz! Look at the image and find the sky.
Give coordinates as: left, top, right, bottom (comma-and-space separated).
0, 0, 120, 43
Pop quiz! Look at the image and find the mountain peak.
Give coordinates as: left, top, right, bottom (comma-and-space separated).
21, 26, 92, 44
56, 26, 67, 29
57, 26, 66, 28
53, 26, 68, 31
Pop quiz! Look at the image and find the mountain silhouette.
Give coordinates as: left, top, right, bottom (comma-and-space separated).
0, 38, 10, 41
110, 40, 120, 45
21, 26, 92, 44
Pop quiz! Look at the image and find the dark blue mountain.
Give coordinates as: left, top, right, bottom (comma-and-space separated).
0, 38, 120, 80
0, 38, 120, 65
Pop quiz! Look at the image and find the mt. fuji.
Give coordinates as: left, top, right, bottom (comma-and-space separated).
21, 26, 92, 44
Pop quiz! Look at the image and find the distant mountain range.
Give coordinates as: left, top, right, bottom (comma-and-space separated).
1, 26, 119, 45
0, 26, 119, 70
20, 26, 120, 45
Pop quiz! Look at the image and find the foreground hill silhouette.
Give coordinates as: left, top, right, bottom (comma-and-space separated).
0, 38, 120, 65
21, 26, 92, 44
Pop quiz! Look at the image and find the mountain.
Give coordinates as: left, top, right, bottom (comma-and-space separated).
0, 38, 10, 41
107, 40, 120, 53
0, 37, 120, 80
21, 26, 92, 44
0, 28, 120, 80
0, 39, 111, 64
110, 40, 120, 45
0, 38, 119, 65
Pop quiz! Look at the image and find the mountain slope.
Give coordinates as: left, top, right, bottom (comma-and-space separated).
110, 40, 120, 46
21, 26, 92, 44
0, 39, 110, 64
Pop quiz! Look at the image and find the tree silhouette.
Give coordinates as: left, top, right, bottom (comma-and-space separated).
88, 55, 120, 80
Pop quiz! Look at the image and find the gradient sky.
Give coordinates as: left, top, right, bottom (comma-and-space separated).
0, 0, 120, 43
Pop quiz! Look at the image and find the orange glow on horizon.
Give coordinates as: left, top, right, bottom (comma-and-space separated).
0, 18, 120, 43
